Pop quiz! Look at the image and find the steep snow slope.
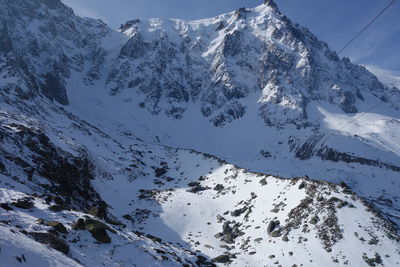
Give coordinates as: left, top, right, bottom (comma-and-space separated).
367, 65, 400, 89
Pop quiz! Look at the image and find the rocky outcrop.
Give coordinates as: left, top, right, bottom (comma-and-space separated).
30, 232, 69, 254
0, 0, 109, 104
0, 120, 104, 211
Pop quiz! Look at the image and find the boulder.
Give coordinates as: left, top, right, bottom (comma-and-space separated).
90, 228, 111, 243
298, 181, 306, 190
309, 215, 319, 225
47, 221, 68, 234
88, 206, 107, 219
259, 178, 268, 186
213, 184, 224, 192
85, 218, 114, 233
212, 254, 232, 263
12, 199, 34, 209
71, 218, 85, 230
84, 219, 112, 243
230, 207, 247, 217
270, 230, 281, 237
48, 205, 65, 212
267, 220, 278, 234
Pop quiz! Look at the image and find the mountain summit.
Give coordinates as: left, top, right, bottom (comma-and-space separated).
0, 0, 399, 266
109, 1, 399, 129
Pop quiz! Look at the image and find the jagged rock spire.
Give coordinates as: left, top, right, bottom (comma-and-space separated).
263, 0, 280, 12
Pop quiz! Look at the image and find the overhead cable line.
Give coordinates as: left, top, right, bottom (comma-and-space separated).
319, 0, 399, 143
320, 90, 398, 144
338, 0, 397, 54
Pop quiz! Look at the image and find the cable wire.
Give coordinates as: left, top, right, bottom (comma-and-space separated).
338, 0, 397, 54
318, 0, 399, 144
321, 90, 398, 144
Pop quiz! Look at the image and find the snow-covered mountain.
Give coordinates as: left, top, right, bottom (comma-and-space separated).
1, 0, 400, 266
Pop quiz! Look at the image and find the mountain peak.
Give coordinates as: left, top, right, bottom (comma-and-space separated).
263, 0, 280, 12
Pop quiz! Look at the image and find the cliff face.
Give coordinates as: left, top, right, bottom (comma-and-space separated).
0, 0, 109, 104
107, 3, 398, 128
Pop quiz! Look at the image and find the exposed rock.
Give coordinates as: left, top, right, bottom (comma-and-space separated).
0, 203, 13, 211
84, 218, 115, 233
213, 184, 224, 192
146, 234, 162, 243
216, 221, 244, 244
267, 220, 279, 234
362, 253, 382, 266
30, 232, 69, 254
88, 206, 107, 219
187, 182, 210, 193
123, 214, 133, 220
339, 181, 349, 189
0, 161, 5, 172
48, 205, 65, 212
12, 198, 34, 209
84, 219, 112, 243
154, 167, 168, 177
230, 207, 247, 217
298, 181, 306, 190
309, 215, 319, 225
270, 229, 281, 238
47, 221, 68, 234
259, 177, 268, 186
212, 254, 232, 263
71, 219, 86, 230
90, 228, 111, 243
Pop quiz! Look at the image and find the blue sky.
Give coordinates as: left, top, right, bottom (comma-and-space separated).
62, 0, 400, 72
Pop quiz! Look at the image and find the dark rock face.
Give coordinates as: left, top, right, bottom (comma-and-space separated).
119, 33, 146, 59
215, 220, 244, 244
41, 73, 68, 105
12, 198, 34, 209
30, 232, 69, 254
212, 254, 232, 263
291, 136, 400, 172
89, 228, 111, 243
0, 0, 109, 105
71, 219, 86, 230
0, 122, 103, 211
0, 203, 13, 211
